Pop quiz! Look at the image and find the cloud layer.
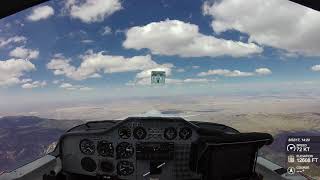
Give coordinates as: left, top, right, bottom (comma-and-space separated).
0, 36, 26, 48
0, 59, 35, 86
27, 5, 54, 21
198, 68, 272, 77
47, 52, 169, 80
22, 80, 47, 89
65, 0, 122, 23
203, 0, 320, 56
311, 65, 320, 72
60, 83, 92, 91
9, 46, 39, 60
123, 19, 262, 58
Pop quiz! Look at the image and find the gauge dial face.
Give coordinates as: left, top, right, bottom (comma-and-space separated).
118, 126, 131, 139
79, 139, 95, 155
100, 161, 114, 172
164, 127, 177, 140
81, 157, 97, 172
116, 142, 134, 159
97, 140, 114, 157
133, 126, 147, 140
117, 161, 134, 176
179, 127, 193, 140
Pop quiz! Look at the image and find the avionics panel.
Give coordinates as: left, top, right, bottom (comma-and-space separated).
60, 117, 200, 180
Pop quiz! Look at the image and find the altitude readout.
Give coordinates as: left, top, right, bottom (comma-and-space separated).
116, 142, 134, 159
286, 136, 320, 177
97, 140, 114, 157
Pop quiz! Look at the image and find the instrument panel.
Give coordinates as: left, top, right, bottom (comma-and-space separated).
60, 117, 199, 180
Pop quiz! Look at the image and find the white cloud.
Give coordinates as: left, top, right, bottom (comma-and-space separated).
182, 78, 216, 83
9, 46, 39, 60
53, 79, 62, 84
47, 52, 166, 80
81, 39, 94, 43
102, 26, 112, 35
123, 19, 262, 58
255, 68, 272, 75
22, 80, 46, 89
203, 0, 320, 56
0, 59, 35, 87
0, 36, 26, 48
311, 65, 320, 71
65, 0, 122, 23
59, 82, 93, 91
27, 5, 54, 21
21, 78, 32, 83
198, 69, 254, 77
198, 68, 272, 77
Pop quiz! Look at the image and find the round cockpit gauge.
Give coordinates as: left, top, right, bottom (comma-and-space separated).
79, 139, 95, 155
133, 126, 147, 140
179, 127, 193, 140
117, 161, 134, 176
81, 157, 97, 172
164, 127, 177, 140
118, 126, 131, 139
97, 140, 114, 157
100, 161, 114, 172
116, 142, 134, 159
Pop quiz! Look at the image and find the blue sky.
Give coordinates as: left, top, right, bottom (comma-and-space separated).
1, 0, 320, 105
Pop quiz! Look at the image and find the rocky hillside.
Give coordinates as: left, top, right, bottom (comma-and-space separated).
0, 116, 84, 172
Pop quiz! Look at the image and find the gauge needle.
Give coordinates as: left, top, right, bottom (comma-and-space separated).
142, 162, 166, 177
142, 172, 150, 177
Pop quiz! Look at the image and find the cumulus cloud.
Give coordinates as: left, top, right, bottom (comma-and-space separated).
22, 80, 47, 89
101, 26, 112, 35
311, 65, 320, 71
60, 83, 93, 91
47, 52, 168, 80
0, 36, 26, 48
9, 46, 39, 60
255, 68, 272, 75
123, 19, 262, 58
65, 0, 122, 23
21, 78, 32, 83
203, 0, 320, 56
198, 69, 254, 77
0, 59, 35, 86
27, 5, 54, 21
198, 68, 272, 77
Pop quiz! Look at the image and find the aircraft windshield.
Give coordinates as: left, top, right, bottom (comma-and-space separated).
0, 0, 320, 178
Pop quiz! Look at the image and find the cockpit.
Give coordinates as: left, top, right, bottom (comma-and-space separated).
1, 117, 276, 180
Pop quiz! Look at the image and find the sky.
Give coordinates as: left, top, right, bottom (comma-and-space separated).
1, 0, 320, 110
